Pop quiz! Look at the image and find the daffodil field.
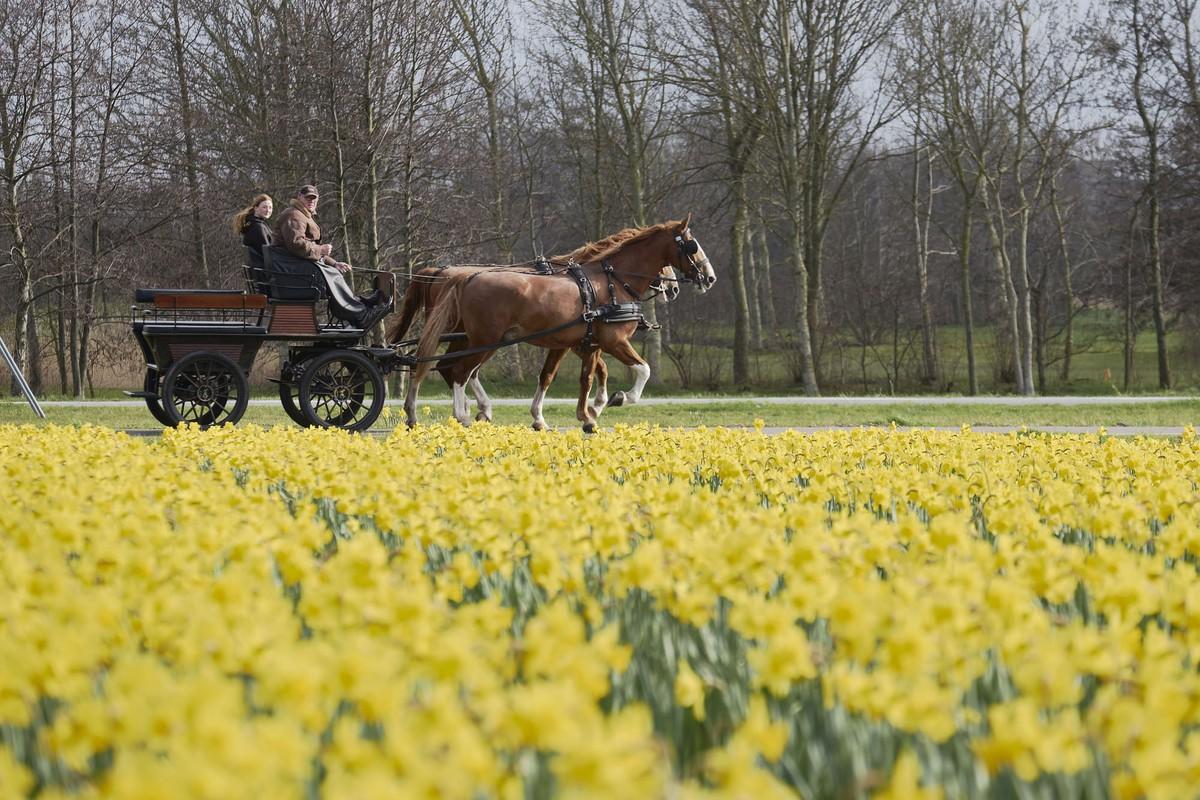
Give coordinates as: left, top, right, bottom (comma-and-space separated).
3, 424, 1199, 799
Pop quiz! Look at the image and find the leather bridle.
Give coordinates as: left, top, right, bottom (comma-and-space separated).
674, 230, 715, 289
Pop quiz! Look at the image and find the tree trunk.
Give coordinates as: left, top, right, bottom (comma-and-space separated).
1050, 178, 1075, 382
986, 213, 1024, 393
756, 221, 777, 336
730, 178, 751, 385
329, 42, 354, 267
8, 183, 34, 397
745, 224, 762, 349
1123, 207, 1137, 390
48, 38, 68, 395
1131, 0, 1171, 389
913, 142, 938, 385
1146, 144, 1171, 389
68, 4, 82, 397
27, 298, 42, 395
959, 200, 977, 395
1014, 208, 1036, 395
169, 0, 209, 285
790, 222, 820, 395
364, 11, 381, 272
1033, 284, 1046, 393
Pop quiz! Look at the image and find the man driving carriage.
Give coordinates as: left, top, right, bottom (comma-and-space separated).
270, 184, 393, 329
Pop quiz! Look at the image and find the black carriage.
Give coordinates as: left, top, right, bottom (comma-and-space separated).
127, 250, 403, 432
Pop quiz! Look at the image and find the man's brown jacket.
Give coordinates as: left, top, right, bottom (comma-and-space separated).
273, 199, 325, 262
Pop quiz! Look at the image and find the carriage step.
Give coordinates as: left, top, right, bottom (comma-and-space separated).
124, 391, 158, 399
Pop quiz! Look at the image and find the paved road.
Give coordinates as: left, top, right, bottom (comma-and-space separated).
115, 424, 1189, 437
12, 395, 1196, 408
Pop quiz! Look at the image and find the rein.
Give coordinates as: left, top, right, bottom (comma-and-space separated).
412, 259, 672, 301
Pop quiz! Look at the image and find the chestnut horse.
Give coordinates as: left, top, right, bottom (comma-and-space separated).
385, 257, 678, 426
406, 216, 715, 431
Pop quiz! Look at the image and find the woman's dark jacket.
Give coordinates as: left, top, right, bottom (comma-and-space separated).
241, 215, 273, 266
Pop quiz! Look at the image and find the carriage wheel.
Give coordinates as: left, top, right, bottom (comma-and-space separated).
143, 369, 175, 427
278, 358, 314, 427
298, 350, 385, 432
278, 380, 311, 427
162, 352, 250, 428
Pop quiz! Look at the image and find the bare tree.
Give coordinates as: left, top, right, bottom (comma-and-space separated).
1099, 0, 1173, 388
747, 0, 901, 395
534, 0, 674, 380
675, 0, 767, 385
450, 0, 520, 262
163, 0, 208, 285
1, 0, 52, 396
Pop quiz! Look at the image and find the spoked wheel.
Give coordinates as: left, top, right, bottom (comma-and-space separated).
278, 380, 310, 427
298, 350, 385, 432
143, 369, 175, 427
162, 352, 250, 428
278, 358, 313, 427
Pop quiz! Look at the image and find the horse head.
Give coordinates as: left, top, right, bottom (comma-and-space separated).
653, 265, 680, 304
672, 214, 716, 293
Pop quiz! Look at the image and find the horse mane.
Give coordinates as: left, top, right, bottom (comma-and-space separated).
553, 220, 678, 263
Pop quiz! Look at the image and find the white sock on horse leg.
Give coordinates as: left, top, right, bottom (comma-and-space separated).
627, 363, 650, 403
469, 373, 492, 420
593, 374, 609, 412
452, 382, 471, 424
530, 385, 547, 429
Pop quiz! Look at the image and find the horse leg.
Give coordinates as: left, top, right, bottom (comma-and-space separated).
452, 380, 471, 425
468, 368, 493, 422
576, 349, 602, 433
448, 353, 491, 426
591, 355, 609, 418
404, 367, 423, 428
602, 338, 650, 408
532, 349, 569, 431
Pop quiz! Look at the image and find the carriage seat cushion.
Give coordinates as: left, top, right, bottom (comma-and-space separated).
263, 246, 325, 301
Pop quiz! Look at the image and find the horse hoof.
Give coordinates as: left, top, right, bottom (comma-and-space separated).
582, 423, 596, 434
475, 411, 492, 422
532, 420, 546, 432
607, 391, 625, 408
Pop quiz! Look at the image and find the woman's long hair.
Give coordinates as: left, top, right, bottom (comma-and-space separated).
231, 194, 272, 234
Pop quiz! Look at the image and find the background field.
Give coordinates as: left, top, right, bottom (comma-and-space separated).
3, 398, 1198, 431
7, 309, 1198, 399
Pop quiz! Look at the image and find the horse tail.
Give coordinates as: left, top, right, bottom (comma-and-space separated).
385, 271, 429, 344
413, 277, 464, 382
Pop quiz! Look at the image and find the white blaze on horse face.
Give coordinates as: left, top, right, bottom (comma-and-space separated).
628, 362, 651, 403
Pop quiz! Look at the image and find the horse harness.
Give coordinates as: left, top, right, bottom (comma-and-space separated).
567, 260, 648, 351
404, 259, 657, 365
